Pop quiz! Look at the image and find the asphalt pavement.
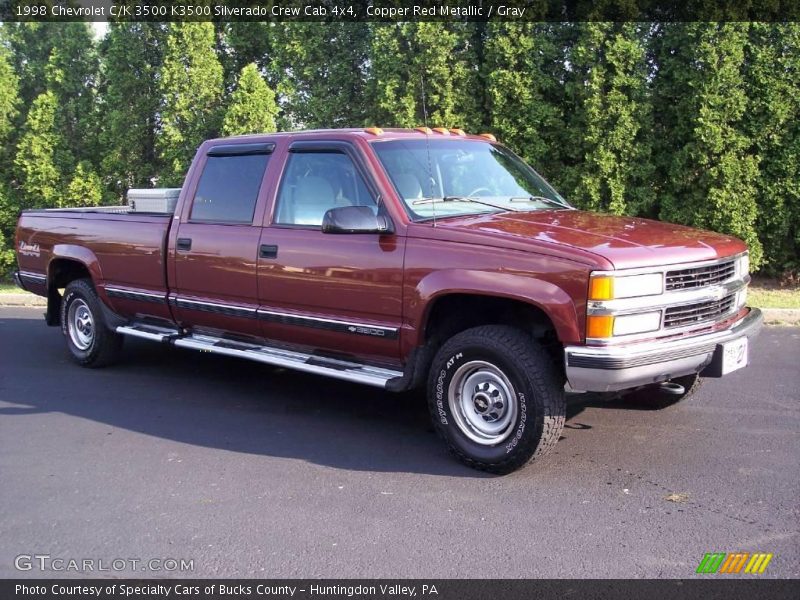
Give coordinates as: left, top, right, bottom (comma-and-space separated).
1, 307, 798, 578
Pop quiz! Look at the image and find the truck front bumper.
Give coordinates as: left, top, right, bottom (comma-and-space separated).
564, 308, 763, 393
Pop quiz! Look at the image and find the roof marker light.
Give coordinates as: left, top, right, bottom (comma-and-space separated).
449, 128, 466, 136
364, 127, 384, 136
432, 127, 451, 135
478, 133, 497, 142
415, 127, 433, 134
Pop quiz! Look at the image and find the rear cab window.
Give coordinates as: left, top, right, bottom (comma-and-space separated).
189, 145, 273, 223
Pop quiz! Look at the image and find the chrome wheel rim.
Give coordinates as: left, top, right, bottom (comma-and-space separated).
448, 360, 518, 445
67, 298, 94, 351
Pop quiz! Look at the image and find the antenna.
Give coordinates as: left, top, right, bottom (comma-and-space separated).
420, 73, 436, 227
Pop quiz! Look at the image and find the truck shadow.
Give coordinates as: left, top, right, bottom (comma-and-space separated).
0, 314, 636, 477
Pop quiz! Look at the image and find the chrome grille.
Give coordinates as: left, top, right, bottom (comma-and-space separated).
665, 259, 736, 291
663, 294, 737, 329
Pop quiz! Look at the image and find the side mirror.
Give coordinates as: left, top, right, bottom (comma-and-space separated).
321, 206, 394, 234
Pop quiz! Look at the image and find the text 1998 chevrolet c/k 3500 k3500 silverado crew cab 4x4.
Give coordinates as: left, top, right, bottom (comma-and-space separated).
14, 128, 763, 473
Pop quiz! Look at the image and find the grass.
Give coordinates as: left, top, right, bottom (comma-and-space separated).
748, 279, 800, 309
1, 279, 799, 308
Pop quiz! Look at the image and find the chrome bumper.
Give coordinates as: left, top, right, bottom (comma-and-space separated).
564, 308, 763, 392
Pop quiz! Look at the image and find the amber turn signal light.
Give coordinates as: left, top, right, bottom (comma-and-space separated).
588, 276, 614, 301
586, 315, 614, 339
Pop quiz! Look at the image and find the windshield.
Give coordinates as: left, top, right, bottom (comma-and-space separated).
371, 139, 571, 220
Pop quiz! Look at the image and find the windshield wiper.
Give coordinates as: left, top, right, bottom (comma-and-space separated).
509, 195, 572, 209
411, 196, 516, 212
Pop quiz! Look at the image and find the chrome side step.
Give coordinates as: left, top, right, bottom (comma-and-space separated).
116, 324, 181, 343
116, 327, 403, 388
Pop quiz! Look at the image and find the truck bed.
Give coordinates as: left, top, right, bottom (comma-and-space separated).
15, 208, 172, 298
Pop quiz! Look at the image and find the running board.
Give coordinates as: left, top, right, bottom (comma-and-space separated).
116, 327, 402, 388
116, 324, 181, 343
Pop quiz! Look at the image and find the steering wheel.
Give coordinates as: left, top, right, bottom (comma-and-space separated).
467, 187, 492, 197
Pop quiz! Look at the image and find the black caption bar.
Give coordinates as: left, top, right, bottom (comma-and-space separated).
1, 0, 799, 22
2, 580, 800, 600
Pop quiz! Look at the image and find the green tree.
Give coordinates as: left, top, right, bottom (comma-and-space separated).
99, 22, 167, 198
745, 23, 800, 276
222, 63, 278, 136
484, 23, 571, 180
653, 23, 763, 267
561, 23, 654, 215
217, 22, 273, 91
43, 23, 99, 165
270, 23, 371, 128
14, 91, 67, 209
369, 23, 482, 130
158, 23, 224, 185
0, 47, 19, 149
63, 161, 103, 208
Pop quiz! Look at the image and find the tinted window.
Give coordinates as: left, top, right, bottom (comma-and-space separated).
190, 153, 269, 223
372, 139, 569, 220
275, 152, 376, 226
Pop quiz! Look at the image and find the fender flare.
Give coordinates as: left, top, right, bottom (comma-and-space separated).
411, 269, 582, 346
48, 244, 104, 285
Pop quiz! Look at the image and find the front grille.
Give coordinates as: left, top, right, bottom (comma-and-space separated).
665, 259, 736, 291
663, 294, 737, 329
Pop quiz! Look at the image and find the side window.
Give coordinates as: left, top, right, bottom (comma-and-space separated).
275, 151, 376, 226
190, 153, 269, 223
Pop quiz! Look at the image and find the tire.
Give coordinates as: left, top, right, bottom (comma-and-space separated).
426, 325, 566, 474
60, 278, 123, 368
623, 373, 703, 409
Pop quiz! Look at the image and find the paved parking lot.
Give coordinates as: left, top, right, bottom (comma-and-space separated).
0, 307, 798, 578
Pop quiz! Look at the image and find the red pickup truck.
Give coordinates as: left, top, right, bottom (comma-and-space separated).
14, 128, 762, 473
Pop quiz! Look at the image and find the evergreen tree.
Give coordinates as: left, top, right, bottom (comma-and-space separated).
653, 23, 763, 267
99, 22, 167, 198
0, 48, 19, 148
745, 23, 800, 275
369, 23, 482, 130
218, 22, 273, 91
43, 23, 99, 165
484, 23, 571, 180
14, 91, 67, 209
222, 63, 278, 136
562, 23, 654, 215
63, 161, 103, 208
270, 23, 370, 128
158, 23, 224, 185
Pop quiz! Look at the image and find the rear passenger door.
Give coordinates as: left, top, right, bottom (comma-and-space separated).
257, 141, 404, 362
170, 142, 274, 338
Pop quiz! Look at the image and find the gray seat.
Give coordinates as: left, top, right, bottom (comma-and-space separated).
291, 176, 337, 226
393, 173, 423, 200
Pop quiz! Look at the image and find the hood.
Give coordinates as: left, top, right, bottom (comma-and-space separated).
434, 210, 747, 270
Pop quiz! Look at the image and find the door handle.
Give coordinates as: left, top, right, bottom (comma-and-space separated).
176, 238, 192, 251
260, 244, 278, 259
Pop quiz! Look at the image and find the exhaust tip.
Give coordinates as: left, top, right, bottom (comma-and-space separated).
659, 381, 685, 395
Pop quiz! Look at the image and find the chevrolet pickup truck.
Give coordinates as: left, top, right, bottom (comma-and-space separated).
14, 128, 763, 473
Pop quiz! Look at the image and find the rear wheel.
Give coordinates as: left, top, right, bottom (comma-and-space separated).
427, 325, 566, 474
61, 278, 123, 367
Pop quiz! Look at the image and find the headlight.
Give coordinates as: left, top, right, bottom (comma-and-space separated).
588, 273, 664, 300
737, 253, 750, 278
586, 312, 662, 338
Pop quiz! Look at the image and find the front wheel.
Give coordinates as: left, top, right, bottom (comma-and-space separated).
427, 325, 566, 474
61, 278, 123, 367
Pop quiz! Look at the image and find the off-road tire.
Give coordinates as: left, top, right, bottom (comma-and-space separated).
624, 373, 703, 409
61, 278, 123, 367
426, 325, 566, 474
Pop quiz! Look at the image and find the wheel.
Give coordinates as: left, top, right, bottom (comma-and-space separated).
61, 278, 123, 367
623, 373, 703, 409
427, 325, 566, 474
